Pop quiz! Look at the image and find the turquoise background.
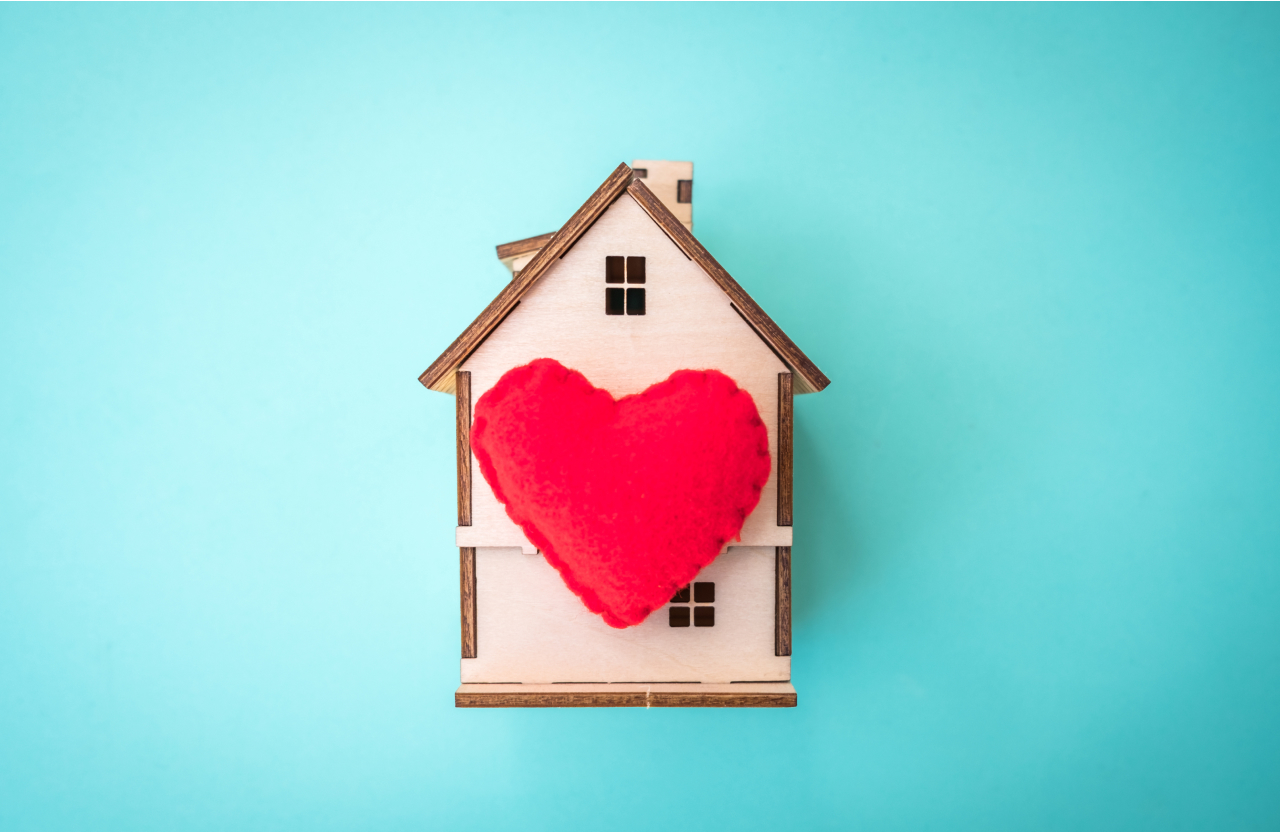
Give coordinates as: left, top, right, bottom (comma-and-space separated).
2, 4, 1279, 830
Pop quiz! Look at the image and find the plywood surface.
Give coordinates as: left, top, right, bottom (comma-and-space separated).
463, 546, 789, 684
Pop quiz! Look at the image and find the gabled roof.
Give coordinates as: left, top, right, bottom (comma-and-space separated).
418, 163, 831, 395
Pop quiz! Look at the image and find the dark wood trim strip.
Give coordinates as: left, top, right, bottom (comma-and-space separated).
730, 302, 788, 367
626, 178, 830, 394
778, 372, 793, 527
419, 163, 636, 393
776, 546, 792, 657
460, 547, 477, 659
459, 690, 646, 708
455, 690, 796, 708
456, 371, 472, 526
495, 231, 555, 261
650, 691, 795, 708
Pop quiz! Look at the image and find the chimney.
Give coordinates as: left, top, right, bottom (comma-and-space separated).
497, 160, 694, 277
631, 159, 693, 232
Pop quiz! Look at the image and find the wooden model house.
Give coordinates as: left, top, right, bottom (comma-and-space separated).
419, 161, 830, 708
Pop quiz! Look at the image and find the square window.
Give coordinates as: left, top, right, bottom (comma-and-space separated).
669, 606, 690, 627
694, 582, 715, 603
694, 606, 714, 627
677, 179, 692, 204
626, 256, 645, 284
671, 585, 690, 604
626, 288, 645, 315
605, 256, 625, 283
606, 287, 625, 315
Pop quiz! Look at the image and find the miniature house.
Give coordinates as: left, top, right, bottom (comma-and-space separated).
419, 161, 829, 708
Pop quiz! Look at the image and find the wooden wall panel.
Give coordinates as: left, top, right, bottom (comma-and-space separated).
464, 546, 789, 684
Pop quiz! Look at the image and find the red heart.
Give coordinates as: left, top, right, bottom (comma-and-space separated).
472, 359, 771, 628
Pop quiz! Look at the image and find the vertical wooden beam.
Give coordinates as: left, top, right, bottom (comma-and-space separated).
457, 371, 477, 659
777, 372, 793, 526
460, 547, 477, 659
775, 546, 792, 657
456, 370, 472, 526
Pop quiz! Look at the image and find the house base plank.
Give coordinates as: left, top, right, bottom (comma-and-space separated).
455, 682, 796, 709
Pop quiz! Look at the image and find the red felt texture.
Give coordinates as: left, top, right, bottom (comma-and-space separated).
471, 358, 771, 628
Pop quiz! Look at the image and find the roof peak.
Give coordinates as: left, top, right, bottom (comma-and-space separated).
419, 163, 829, 395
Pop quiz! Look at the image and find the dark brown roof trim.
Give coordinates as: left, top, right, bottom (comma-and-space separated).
419, 164, 830, 396
418, 163, 635, 393
496, 232, 556, 261
626, 179, 830, 394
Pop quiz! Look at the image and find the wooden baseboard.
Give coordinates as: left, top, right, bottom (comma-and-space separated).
455, 682, 796, 709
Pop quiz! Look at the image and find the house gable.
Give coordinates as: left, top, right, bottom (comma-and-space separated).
418, 164, 830, 396
463, 193, 785, 399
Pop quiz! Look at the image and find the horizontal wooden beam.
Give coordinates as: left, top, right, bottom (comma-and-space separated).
455, 683, 796, 708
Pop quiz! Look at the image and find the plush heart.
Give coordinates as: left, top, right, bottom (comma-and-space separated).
471, 358, 771, 628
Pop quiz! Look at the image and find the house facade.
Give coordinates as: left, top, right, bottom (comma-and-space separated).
420, 162, 829, 707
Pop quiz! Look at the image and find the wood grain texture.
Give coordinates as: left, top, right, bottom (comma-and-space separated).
460, 547, 477, 659
455, 683, 796, 708
778, 372, 793, 527
419, 163, 636, 393
495, 231, 556, 261
456, 195, 793, 557
626, 178, 830, 394
456, 370, 471, 526
776, 546, 792, 657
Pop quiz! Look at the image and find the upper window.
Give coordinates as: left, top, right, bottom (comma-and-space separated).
605, 256, 645, 315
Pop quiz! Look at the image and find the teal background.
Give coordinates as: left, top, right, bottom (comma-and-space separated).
2, 4, 1279, 830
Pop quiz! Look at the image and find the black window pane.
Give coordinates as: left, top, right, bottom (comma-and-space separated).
677, 180, 692, 203
606, 288, 625, 315
626, 288, 645, 315
671, 585, 690, 604
694, 606, 714, 627
605, 256, 625, 283
626, 256, 645, 284
694, 582, 715, 603
669, 607, 690, 627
